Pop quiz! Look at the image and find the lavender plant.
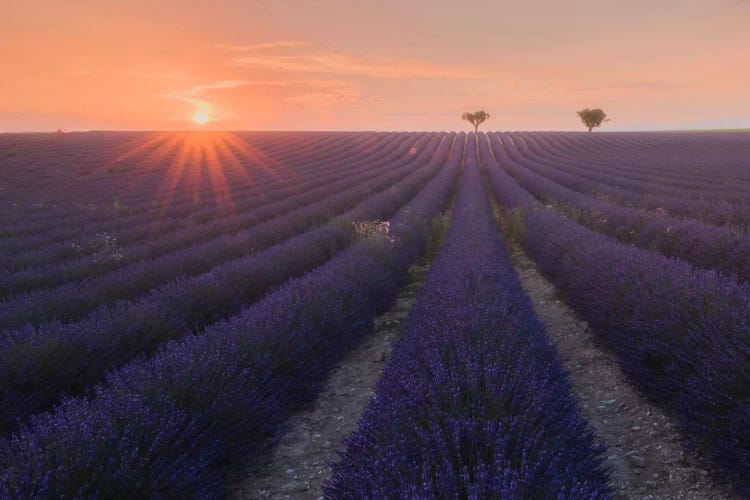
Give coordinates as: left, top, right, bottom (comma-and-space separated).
0, 134, 453, 434
0, 134, 464, 498
327, 135, 610, 498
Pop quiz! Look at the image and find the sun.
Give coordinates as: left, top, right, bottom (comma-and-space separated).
192, 111, 210, 125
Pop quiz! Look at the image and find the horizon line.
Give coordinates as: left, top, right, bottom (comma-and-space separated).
2, 128, 749, 134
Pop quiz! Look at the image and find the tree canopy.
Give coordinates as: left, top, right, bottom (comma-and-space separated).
462, 111, 490, 133
577, 108, 608, 132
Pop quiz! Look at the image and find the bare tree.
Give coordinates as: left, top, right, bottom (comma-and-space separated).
462, 111, 490, 133
577, 108, 609, 132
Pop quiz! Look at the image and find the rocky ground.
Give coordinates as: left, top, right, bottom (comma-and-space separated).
509, 244, 735, 500
227, 219, 736, 500
227, 264, 429, 500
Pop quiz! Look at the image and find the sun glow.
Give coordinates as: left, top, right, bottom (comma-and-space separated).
192, 111, 210, 125
101, 131, 293, 225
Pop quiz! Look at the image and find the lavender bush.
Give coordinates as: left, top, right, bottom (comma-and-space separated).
0, 134, 464, 498
327, 135, 610, 499
0, 134, 454, 434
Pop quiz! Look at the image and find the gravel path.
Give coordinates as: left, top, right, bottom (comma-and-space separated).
508, 243, 735, 500
227, 263, 429, 499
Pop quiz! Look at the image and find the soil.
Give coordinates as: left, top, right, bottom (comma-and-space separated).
226, 208, 735, 499
508, 244, 736, 500
227, 263, 429, 500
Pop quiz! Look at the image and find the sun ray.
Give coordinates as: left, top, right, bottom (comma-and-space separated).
202, 135, 236, 216
212, 135, 258, 196
102, 132, 173, 173
99, 131, 298, 234
221, 133, 294, 190
153, 133, 195, 223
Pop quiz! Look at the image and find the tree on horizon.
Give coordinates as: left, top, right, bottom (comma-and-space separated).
462, 111, 490, 133
577, 108, 609, 132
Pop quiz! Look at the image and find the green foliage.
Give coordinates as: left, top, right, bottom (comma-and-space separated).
576, 108, 609, 132
498, 208, 527, 244
462, 110, 490, 133
111, 200, 133, 217
424, 212, 450, 260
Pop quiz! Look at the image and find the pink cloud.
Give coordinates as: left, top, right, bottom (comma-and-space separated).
214, 41, 308, 51
232, 52, 486, 80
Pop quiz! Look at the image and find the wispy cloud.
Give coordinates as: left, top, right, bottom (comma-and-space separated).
285, 90, 362, 107
40, 68, 93, 76
158, 79, 252, 116
214, 41, 307, 51
232, 52, 485, 80
284, 79, 367, 108
164, 77, 360, 98
157, 75, 370, 116
575, 80, 679, 92
162, 79, 251, 101
184, 80, 252, 94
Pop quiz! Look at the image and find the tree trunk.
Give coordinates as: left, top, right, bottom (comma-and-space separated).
588, 126, 593, 132
474, 124, 479, 133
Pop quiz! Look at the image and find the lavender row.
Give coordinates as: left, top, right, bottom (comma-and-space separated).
0, 131, 360, 228
487, 133, 750, 283
0, 130, 352, 260
0, 133, 404, 265
505, 132, 748, 212
0, 133, 407, 273
521, 209, 750, 496
570, 131, 750, 181
543, 132, 750, 189
519, 132, 750, 207
0, 131, 340, 235
0, 132, 387, 239
506, 133, 750, 226
500, 133, 750, 227
519, 133, 747, 201
485, 156, 750, 496
0, 134, 419, 296
328, 135, 609, 498
0, 132, 407, 276
0, 133, 463, 499
477, 133, 537, 210
538, 132, 750, 193
0, 135, 438, 329
0, 133, 455, 435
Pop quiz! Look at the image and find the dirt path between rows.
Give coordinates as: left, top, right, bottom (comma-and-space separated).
508, 243, 735, 500
227, 263, 430, 500
226, 207, 733, 498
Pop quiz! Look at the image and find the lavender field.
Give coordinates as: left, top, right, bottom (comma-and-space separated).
1, 130, 749, 498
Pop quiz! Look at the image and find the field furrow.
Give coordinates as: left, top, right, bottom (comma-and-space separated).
2, 130, 749, 498
328, 134, 609, 498
485, 135, 750, 497
487, 133, 750, 284
0, 132, 463, 498
0, 133, 456, 433
0, 132, 401, 264
0, 133, 418, 296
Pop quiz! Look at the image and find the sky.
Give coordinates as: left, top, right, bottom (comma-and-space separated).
1, 0, 749, 132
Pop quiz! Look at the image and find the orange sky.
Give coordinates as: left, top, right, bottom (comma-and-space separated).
1, 0, 749, 131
